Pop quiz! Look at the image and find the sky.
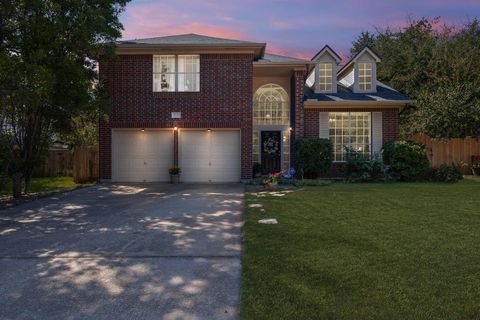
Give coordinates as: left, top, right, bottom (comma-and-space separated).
120, 0, 480, 61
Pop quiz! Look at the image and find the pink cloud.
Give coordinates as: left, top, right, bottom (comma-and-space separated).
268, 19, 295, 30
266, 43, 313, 60
121, 2, 255, 41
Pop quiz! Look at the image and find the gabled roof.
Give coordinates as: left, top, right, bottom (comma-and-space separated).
118, 33, 264, 46
256, 53, 310, 64
304, 81, 411, 105
311, 45, 342, 63
116, 33, 266, 58
338, 46, 381, 75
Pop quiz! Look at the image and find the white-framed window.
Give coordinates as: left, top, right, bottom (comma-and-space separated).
358, 62, 372, 91
329, 112, 371, 162
318, 63, 333, 91
253, 84, 289, 125
153, 55, 200, 92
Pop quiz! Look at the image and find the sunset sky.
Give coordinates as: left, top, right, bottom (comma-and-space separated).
120, 0, 480, 60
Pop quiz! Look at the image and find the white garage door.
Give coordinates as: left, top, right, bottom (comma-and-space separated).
180, 130, 241, 182
112, 130, 173, 182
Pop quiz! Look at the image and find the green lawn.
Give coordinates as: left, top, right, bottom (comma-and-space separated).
0, 176, 93, 197
242, 177, 480, 320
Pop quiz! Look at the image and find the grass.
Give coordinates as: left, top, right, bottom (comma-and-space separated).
0, 176, 94, 208
241, 176, 480, 320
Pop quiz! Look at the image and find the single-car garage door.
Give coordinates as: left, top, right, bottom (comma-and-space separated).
112, 129, 173, 182
180, 130, 241, 182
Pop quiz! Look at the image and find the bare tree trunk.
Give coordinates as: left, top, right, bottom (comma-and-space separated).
24, 171, 31, 194
12, 173, 22, 198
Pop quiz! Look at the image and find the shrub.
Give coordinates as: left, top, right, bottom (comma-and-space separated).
168, 167, 181, 175
430, 164, 463, 183
472, 155, 480, 176
345, 148, 391, 182
382, 140, 430, 181
293, 138, 333, 178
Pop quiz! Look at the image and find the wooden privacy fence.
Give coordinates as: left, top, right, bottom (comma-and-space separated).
33, 147, 99, 182
410, 134, 480, 174
72, 147, 99, 183
34, 149, 73, 177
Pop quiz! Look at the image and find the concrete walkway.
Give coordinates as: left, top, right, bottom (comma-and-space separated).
0, 183, 244, 320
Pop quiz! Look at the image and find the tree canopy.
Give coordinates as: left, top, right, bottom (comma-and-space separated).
351, 18, 480, 139
0, 0, 128, 197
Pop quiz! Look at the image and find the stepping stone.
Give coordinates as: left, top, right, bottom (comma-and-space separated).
258, 218, 278, 224
248, 204, 263, 208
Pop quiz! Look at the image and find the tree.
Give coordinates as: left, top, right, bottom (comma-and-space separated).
0, 0, 128, 197
410, 83, 480, 138
350, 31, 377, 58
350, 17, 480, 138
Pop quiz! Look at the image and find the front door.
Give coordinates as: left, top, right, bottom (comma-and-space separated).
261, 131, 281, 174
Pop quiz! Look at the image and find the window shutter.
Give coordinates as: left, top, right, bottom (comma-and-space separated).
372, 112, 383, 155
319, 112, 329, 139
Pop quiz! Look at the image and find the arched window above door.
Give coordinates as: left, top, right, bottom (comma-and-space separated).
253, 84, 289, 125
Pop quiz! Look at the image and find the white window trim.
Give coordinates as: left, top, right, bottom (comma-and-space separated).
153, 55, 200, 92
329, 112, 372, 163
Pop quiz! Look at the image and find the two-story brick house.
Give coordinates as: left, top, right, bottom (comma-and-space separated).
99, 34, 410, 182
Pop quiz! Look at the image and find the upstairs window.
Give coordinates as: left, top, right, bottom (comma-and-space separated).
253, 84, 289, 125
153, 55, 200, 92
318, 63, 333, 91
358, 62, 372, 91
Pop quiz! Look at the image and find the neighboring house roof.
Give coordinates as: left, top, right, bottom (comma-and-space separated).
256, 53, 311, 63
337, 46, 381, 76
118, 33, 264, 46
116, 33, 266, 59
311, 45, 342, 63
304, 81, 411, 104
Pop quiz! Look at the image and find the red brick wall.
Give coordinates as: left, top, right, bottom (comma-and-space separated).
291, 70, 306, 139
99, 54, 253, 180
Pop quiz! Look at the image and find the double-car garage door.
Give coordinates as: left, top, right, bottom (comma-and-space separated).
112, 129, 240, 183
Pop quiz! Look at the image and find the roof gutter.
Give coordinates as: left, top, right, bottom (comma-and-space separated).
304, 99, 412, 108
254, 61, 316, 73
115, 43, 266, 59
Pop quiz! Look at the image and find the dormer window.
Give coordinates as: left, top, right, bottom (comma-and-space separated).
358, 62, 372, 91
319, 63, 333, 91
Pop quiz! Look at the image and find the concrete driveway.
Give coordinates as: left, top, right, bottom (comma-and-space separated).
0, 183, 244, 320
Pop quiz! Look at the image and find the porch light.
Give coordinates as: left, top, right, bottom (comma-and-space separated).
207, 129, 212, 132
140, 128, 145, 132
174, 127, 178, 131
289, 127, 292, 131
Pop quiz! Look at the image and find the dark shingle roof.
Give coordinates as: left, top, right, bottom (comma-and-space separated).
304, 82, 411, 102
118, 33, 264, 46
256, 53, 310, 63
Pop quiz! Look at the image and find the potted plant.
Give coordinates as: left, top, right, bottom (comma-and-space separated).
264, 172, 280, 191
169, 167, 181, 184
